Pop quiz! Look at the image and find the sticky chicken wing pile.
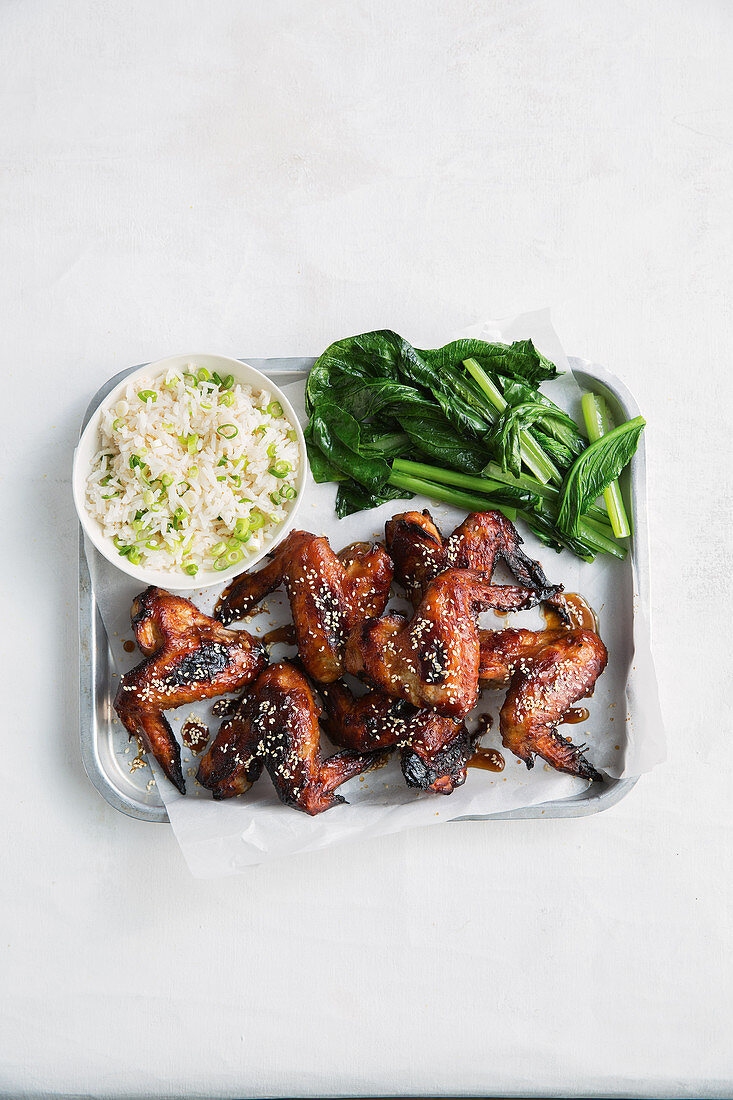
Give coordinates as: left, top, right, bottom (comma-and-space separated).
114, 509, 609, 814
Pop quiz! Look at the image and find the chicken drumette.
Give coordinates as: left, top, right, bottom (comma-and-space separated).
197, 662, 385, 814
344, 568, 537, 718
215, 531, 393, 683
114, 587, 267, 794
479, 626, 607, 780
385, 509, 560, 607
319, 680, 477, 795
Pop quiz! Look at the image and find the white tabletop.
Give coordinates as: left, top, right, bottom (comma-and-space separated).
2, 1, 731, 1097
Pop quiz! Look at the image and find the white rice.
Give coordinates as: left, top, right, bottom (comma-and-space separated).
85, 365, 300, 577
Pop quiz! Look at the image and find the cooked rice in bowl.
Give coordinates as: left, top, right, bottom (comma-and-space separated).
84, 365, 301, 579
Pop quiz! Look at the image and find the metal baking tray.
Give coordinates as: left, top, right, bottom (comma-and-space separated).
78, 356, 644, 823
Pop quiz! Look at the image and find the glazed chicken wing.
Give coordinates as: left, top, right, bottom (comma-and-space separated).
479, 626, 607, 780
344, 568, 538, 718
197, 662, 384, 814
114, 587, 267, 794
320, 680, 476, 795
215, 531, 393, 683
385, 509, 560, 607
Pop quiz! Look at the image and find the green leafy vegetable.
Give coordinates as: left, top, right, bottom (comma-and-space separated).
557, 416, 646, 535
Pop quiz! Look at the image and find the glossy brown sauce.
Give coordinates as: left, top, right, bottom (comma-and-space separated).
129, 735, 147, 772
211, 697, 239, 718
542, 592, 598, 632
469, 747, 505, 773
181, 717, 209, 754
122, 640, 136, 653
263, 624, 296, 646
562, 706, 590, 724
475, 712, 494, 736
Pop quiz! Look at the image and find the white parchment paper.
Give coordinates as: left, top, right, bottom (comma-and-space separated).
85, 311, 665, 875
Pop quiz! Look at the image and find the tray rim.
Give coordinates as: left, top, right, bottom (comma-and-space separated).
78, 356, 643, 824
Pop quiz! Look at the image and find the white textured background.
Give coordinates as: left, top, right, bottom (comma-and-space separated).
1, 1, 731, 1097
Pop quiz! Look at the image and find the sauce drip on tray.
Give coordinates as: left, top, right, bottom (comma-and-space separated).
542, 592, 598, 632
469, 747, 505, 773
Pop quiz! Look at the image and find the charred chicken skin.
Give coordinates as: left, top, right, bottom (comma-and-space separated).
197, 662, 384, 814
479, 626, 607, 780
344, 568, 538, 718
215, 531, 393, 683
320, 680, 477, 795
385, 509, 560, 607
114, 587, 267, 794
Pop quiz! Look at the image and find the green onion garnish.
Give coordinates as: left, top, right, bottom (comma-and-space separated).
269, 491, 281, 506
222, 374, 234, 390
112, 418, 124, 431
254, 425, 266, 436
127, 547, 141, 565
226, 548, 243, 565
183, 562, 198, 576
219, 392, 234, 407
137, 390, 157, 402
160, 473, 174, 487
266, 443, 278, 458
197, 368, 211, 382
211, 541, 227, 557
129, 454, 143, 470
217, 424, 238, 439
286, 429, 297, 442
267, 400, 283, 417
216, 475, 226, 482
249, 512, 265, 531
187, 466, 198, 478
233, 518, 250, 540
269, 460, 291, 478
231, 474, 241, 487
211, 372, 223, 386
213, 556, 229, 571
217, 456, 227, 467
280, 485, 297, 501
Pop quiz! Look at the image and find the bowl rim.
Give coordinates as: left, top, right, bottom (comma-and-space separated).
72, 352, 307, 591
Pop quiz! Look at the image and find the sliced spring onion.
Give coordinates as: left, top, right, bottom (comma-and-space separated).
217, 456, 227, 467
254, 425, 266, 436
216, 475, 226, 482
226, 538, 240, 551
211, 371, 223, 386
266, 443, 278, 458
137, 390, 157, 402
129, 454, 143, 470
286, 429, 297, 442
233, 518, 250, 539
187, 466, 198, 478
196, 367, 211, 382
160, 473, 174, 487
219, 391, 234, 407
200, 401, 212, 410
183, 562, 198, 576
267, 400, 283, 417
280, 485, 297, 500
183, 372, 197, 386
226, 548, 243, 565
112, 418, 124, 431
211, 541, 227, 557
172, 507, 186, 530
269, 491, 281, 506
222, 374, 234, 390
127, 547, 141, 565
231, 474, 241, 487
217, 424, 238, 439
213, 556, 229, 571
143, 490, 154, 506
269, 460, 291, 478
249, 512, 265, 531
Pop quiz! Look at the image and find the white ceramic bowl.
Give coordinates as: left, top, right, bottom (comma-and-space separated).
73, 353, 306, 591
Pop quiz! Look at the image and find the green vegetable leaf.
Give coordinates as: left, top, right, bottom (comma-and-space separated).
310, 400, 391, 493
490, 401, 581, 478
557, 416, 645, 535
335, 479, 413, 518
